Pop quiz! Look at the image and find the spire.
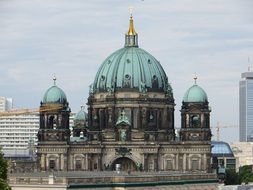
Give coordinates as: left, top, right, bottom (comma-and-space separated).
125, 7, 138, 47
127, 15, 137, 35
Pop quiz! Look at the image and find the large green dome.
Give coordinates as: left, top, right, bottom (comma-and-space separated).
92, 16, 172, 95
93, 47, 171, 93
183, 84, 208, 103
42, 85, 67, 104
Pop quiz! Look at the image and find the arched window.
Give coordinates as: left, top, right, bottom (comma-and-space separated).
191, 115, 200, 128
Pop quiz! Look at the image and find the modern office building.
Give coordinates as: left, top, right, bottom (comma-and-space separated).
230, 141, 253, 171
239, 71, 253, 142
0, 112, 75, 159
0, 96, 13, 111
0, 113, 39, 158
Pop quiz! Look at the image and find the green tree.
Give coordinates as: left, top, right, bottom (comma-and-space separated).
239, 165, 253, 184
0, 149, 11, 190
225, 169, 239, 185
241, 172, 253, 184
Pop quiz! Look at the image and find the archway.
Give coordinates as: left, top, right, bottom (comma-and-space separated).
111, 157, 137, 172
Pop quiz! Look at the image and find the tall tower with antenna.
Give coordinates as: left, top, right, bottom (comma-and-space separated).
240, 57, 253, 141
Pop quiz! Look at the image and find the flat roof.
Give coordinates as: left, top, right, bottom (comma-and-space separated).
242, 72, 253, 79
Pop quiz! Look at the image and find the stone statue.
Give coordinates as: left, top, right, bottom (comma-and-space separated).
107, 86, 113, 94
120, 130, 127, 141
140, 82, 147, 94
89, 84, 94, 95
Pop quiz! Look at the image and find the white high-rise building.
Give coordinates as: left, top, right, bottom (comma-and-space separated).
0, 96, 13, 111
0, 112, 75, 158
0, 113, 39, 157
239, 71, 253, 141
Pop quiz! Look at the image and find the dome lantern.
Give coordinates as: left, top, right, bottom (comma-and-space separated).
92, 14, 173, 96
125, 14, 138, 47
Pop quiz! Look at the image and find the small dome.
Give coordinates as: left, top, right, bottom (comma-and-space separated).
74, 108, 87, 121
183, 84, 208, 103
42, 85, 67, 104
211, 141, 234, 157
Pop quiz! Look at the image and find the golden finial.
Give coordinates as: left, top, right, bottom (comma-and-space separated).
194, 73, 197, 85
127, 6, 137, 35
53, 75, 57, 86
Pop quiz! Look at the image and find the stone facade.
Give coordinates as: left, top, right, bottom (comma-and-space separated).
36, 89, 212, 172
36, 16, 212, 174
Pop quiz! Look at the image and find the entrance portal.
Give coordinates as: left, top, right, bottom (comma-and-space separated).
112, 157, 137, 171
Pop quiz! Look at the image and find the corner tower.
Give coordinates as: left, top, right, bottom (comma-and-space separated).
180, 77, 211, 141
38, 77, 71, 142
37, 77, 71, 171
88, 15, 175, 142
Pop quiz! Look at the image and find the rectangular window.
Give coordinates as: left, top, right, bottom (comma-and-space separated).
94, 163, 98, 170
218, 159, 224, 166
149, 161, 154, 171
192, 160, 199, 170
49, 160, 55, 170
166, 160, 173, 170
75, 160, 82, 170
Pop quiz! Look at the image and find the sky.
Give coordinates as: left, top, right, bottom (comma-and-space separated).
0, 0, 252, 143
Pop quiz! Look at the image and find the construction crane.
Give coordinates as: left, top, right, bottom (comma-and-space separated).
212, 122, 238, 141
0, 104, 63, 116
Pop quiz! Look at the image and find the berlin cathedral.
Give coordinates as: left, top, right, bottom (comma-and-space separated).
36, 15, 212, 173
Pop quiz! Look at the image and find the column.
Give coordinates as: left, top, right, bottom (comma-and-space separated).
61, 154, 65, 171
58, 154, 61, 170
187, 154, 190, 170
57, 155, 60, 170
69, 154, 73, 170
161, 155, 164, 170
175, 154, 179, 170
46, 155, 49, 170
98, 155, 101, 171
85, 154, 88, 170
41, 154, 45, 171
186, 114, 189, 127
183, 153, 186, 171
88, 155, 92, 171
201, 113, 204, 127
203, 154, 207, 171
154, 155, 158, 171
82, 155, 85, 171
144, 154, 148, 171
